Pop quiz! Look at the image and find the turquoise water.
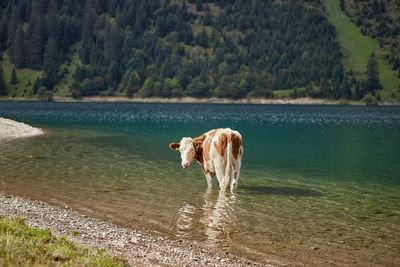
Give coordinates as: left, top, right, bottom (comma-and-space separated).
1, 102, 399, 265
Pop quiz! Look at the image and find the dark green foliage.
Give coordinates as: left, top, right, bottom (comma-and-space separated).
33, 76, 41, 95
344, 0, 400, 71
25, 1, 46, 70
10, 24, 25, 68
43, 37, 59, 88
366, 52, 382, 93
196, 29, 209, 48
340, 0, 345, 11
37, 86, 54, 101
0, 64, 7, 96
0, 14, 8, 52
0, 0, 356, 99
10, 68, 17, 85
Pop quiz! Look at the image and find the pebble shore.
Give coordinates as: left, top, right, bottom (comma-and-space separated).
0, 193, 267, 266
0, 117, 43, 140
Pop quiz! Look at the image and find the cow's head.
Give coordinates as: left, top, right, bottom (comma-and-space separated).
169, 137, 201, 168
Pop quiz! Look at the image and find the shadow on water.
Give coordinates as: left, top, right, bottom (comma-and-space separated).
239, 185, 323, 197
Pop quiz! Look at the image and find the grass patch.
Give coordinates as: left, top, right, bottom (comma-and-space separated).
323, 0, 400, 94
1, 52, 42, 98
273, 89, 293, 99
56, 50, 81, 96
0, 216, 128, 266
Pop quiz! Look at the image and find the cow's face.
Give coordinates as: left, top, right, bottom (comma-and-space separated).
169, 137, 196, 168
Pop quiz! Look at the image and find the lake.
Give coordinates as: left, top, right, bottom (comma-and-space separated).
0, 101, 399, 265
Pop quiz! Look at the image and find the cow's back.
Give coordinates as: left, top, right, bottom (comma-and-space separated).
202, 128, 242, 173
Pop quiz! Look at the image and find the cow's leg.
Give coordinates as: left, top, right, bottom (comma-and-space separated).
230, 165, 240, 194
215, 166, 226, 191
203, 171, 213, 188
230, 155, 242, 194
223, 172, 230, 192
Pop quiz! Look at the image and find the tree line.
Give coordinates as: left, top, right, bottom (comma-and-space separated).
0, 0, 383, 100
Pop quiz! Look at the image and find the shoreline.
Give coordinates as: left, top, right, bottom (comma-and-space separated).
0, 192, 266, 266
2, 95, 399, 105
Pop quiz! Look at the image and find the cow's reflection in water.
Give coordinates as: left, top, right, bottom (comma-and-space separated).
176, 188, 237, 245
200, 188, 237, 244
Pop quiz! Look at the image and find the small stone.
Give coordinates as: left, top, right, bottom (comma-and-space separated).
310, 246, 319, 251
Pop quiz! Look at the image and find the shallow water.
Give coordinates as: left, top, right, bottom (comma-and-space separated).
1, 102, 399, 265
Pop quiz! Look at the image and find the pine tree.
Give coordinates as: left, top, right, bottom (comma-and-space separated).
0, 15, 8, 52
26, 1, 46, 70
197, 29, 209, 48
43, 37, 59, 87
366, 52, 382, 93
10, 68, 17, 85
11, 24, 25, 68
33, 76, 41, 95
196, 0, 203, 11
104, 20, 120, 64
7, 8, 19, 47
0, 64, 7, 96
81, 1, 96, 42
340, 0, 345, 11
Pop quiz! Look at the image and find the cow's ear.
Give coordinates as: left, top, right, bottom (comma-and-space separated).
194, 140, 202, 151
169, 143, 180, 151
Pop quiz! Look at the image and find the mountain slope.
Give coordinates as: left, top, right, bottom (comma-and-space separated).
323, 0, 400, 102
0, 0, 397, 102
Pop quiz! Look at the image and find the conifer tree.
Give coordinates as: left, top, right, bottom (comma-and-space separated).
0, 16, 8, 52
0, 64, 7, 96
26, 1, 46, 70
7, 8, 19, 47
11, 24, 25, 68
340, 0, 345, 11
10, 68, 17, 85
196, 0, 203, 11
43, 37, 59, 87
366, 52, 382, 93
82, 1, 96, 43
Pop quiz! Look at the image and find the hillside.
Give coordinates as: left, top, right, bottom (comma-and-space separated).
323, 0, 400, 102
0, 0, 399, 102
340, 0, 400, 72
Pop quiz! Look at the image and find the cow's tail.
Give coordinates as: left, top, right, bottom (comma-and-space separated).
224, 134, 232, 189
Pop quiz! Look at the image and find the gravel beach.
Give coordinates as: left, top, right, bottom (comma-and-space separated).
0, 117, 43, 140
0, 193, 268, 266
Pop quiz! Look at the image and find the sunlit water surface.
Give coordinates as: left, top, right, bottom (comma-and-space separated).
1, 102, 399, 265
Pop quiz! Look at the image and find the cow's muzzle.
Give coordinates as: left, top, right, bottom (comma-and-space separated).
182, 162, 189, 168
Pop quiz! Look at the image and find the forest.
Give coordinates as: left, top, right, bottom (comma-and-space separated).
0, 0, 390, 100
340, 0, 400, 72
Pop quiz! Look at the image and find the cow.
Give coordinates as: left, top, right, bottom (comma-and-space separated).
169, 128, 243, 194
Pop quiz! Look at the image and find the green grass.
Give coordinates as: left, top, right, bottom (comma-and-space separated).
0, 216, 128, 266
273, 89, 293, 99
323, 0, 400, 94
56, 50, 82, 96
1, 53, 42, 98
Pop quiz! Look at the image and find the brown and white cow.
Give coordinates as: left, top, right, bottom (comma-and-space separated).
169, 128, 243, 194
